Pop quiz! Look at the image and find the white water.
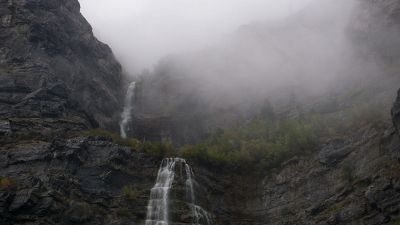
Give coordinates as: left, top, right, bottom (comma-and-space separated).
120, 82, 136, 139
145, 158, 212, 225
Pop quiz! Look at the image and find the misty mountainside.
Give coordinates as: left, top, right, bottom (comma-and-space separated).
0, 0, 400, 225
129, 0, 400, 145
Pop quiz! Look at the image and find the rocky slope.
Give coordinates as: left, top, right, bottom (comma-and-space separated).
203, 121, 400, 225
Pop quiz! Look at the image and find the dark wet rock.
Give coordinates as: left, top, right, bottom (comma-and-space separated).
0, 120, 11, 135
0, 136, 160, 225
9, 188, 34, 212
319, 138, 354, 165
365, 177, 400, 219
0, 0, 125, 130
392, 89, 400, 134
65, 201, 93, 223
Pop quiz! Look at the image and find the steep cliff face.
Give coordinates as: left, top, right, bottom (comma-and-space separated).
0, 2, 139, 223
0, 0, 125, 131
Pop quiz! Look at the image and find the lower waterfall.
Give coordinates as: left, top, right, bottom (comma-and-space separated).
145, 158, 212, 225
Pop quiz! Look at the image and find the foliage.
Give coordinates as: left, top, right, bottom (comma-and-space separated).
140, 140, 175, 158
121, 185, 139, 200
179, 94, 389, 173
179, 116, 318, 172
0, 177, 16, 190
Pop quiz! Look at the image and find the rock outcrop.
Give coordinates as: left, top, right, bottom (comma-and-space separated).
0, 0, 125, 130
392, 89, 400, 134
0, 136, 160, 225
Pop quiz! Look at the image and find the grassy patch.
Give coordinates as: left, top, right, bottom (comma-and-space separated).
121, 185, 139, 201
0, 177, 17, 190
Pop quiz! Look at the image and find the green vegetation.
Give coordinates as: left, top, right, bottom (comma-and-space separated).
0, 177, 16, 190
178, 95, 389, 173
81, 129, 175, 158
121, 185, 139, 201
179, 115, 318, 172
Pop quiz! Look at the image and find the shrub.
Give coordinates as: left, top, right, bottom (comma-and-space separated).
178, 116, 319, 173
121, 185, 139, 201
140, 140, 175, 158
0, 177, 16, 190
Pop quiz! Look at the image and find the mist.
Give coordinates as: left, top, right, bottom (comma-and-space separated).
132, 0, 377, 111
79, 0, 396, 126
79, 0, 312, 74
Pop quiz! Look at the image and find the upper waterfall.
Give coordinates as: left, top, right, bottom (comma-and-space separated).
120, 82, 136, 139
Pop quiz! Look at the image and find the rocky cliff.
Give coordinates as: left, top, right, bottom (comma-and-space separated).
0, 0, 125, 133
0, 1, 139, 223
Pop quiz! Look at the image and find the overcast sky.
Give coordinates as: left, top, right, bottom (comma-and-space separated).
79, 0, 312, 74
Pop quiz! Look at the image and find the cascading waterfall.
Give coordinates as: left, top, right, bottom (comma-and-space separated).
185, 164, 211, 225
145, 158, 178, 225
120, 82, 136, 139
145, 158, 212, 225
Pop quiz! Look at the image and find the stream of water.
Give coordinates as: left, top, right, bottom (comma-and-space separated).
145, 158, 212, 225
120, 81, 136, 139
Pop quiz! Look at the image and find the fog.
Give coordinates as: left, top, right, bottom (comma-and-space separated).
79, 0, 391, 120
132, 0, 375, 110
79, 0, 312, 74
77, 0, 400, 144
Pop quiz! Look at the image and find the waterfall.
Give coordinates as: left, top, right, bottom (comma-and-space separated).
185, 164, 211, 225
120, 82, 136, 139
145, 158, 212, 225
145, 158, 178, 225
